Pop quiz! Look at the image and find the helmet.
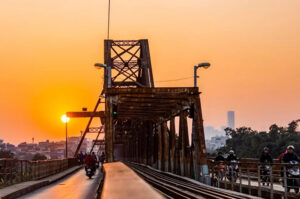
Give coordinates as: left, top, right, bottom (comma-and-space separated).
287, 145, 295, 150
229, 150, 234, 154
263, 147, 269, 151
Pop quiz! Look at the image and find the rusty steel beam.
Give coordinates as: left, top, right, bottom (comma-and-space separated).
106, 87, 198, 95
90, 130, 101, 154
67, 111, 105, 118
93, 140, 105, 144
72, 98, 102, 157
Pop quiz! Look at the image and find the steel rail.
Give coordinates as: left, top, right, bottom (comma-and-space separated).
126, 162, 252, 199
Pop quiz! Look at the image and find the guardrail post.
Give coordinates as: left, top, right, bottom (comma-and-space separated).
224, 164, 228, 190
283, 165, 288, 199
247, 166, 251, 195
9, 161, 13, 185
258, 164, 261, 197
231, 162, 234, 191
211, 163, 215, 186
238, 163, 242, 193
270, 164, 274, 199
216, 165, 220, 188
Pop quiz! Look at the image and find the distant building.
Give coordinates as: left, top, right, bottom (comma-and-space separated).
227, 111, 235, 129
204, 126, 226, 139
206, 136, 227, 153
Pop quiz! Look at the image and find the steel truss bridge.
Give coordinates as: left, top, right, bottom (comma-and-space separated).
67, 39, 208, 182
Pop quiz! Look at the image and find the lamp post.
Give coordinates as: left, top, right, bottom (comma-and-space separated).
95, 63, 111, 88
194, 62, 211, 87
61, 114, 70, 158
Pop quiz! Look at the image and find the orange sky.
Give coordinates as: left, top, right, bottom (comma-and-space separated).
0, 0, 299, 144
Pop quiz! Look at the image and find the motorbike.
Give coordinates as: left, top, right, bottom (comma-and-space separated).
226, 160, 238, 182
85, 166, 95, 179
284, 160, 300, 193
261, 161, 271, 186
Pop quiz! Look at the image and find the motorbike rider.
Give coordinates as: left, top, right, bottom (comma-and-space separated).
260, 147, 273, 185
91, 152, 99, 168
215, 152, 225, 162
100, 152, 106, 166
85, 153, 96, 172
226, 150, 238, 182
283, 145, 299, 163
260, 147, 273, 163
282, 145, 300, 193
100, 152, 106, 172
226, 150, 237, 162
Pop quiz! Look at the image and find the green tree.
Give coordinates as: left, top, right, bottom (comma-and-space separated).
0, 150, 14, 158
32, 153, 47, 161
215, 119, 300, 159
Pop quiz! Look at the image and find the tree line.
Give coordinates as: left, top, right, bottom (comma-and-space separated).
215, 120, 300, 159
0, 150, 47, 161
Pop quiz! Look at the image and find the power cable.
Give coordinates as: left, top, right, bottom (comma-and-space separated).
156, 76, 194, 83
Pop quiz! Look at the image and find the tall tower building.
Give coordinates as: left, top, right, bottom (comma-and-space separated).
227, 111, 235, 129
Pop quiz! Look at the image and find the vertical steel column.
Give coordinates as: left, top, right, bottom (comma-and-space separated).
137, 127, 141, 163
135, 130, 139, 162
183, 114, 190, 176
104, 40, 113, 91
157, 124, 163, 170
105, 96, 114, 162
153, 125, 158, 169
194, 93, 209, 181
147, 122, 154, 166
169, 118, 176, 173
179, 112, 189, 176
192, 116, 200, 180
162, 122, 169, 172
142, 123, 147, 164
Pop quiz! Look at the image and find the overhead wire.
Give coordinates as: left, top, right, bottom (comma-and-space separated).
155, 76, 194, 82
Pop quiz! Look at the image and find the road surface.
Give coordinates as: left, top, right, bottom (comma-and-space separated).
17, 168, 102, 199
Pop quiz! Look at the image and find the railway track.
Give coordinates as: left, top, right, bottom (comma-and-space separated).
126, 162, 257, 199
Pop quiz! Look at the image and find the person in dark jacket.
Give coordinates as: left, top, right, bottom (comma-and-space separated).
226, 150, 237, 162
215, 152, 225, 162
85, 153, 95, 167
282, 145, 299, 163
260, 147, 273, 163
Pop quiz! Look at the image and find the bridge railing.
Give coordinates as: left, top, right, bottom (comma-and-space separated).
0, 158, 79, 188
208, 158, 300, 199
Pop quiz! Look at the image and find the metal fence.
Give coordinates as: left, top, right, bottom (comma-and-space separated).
0, 158, 78, 188
209, 159, 300, 199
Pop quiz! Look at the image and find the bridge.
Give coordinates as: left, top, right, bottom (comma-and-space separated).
0, 39, 298, 199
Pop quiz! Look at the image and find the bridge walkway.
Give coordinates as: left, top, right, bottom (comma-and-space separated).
16, 168, 102, 199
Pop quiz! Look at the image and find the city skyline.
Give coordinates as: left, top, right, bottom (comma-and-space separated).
1, 0, 300, 144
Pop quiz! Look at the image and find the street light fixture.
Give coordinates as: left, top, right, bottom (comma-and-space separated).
194, 62, 211, 87
61, 114, 70, 158
94, 63, 107, 69
95, 63, 111, 88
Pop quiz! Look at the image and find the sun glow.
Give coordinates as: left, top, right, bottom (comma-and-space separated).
61, 114, 70, 123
